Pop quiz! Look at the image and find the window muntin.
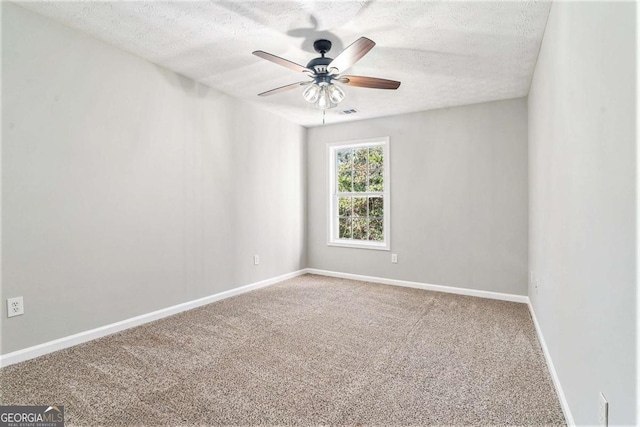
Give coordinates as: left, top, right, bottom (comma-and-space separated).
328, 138, 389, 250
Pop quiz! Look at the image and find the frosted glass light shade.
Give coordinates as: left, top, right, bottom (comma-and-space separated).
316, 87, 331, 109
328, 84, 345, 104
303, 84, 321, 103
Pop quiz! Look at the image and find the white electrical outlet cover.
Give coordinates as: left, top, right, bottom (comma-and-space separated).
7, 296, 24, 317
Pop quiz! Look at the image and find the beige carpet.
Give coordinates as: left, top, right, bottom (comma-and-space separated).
1, 274, 565, 426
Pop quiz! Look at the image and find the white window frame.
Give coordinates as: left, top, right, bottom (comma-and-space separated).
327, 137, 390, 250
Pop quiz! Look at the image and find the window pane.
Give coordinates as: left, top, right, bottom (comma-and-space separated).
368, 167, 383, 192
338, 197, 352, 217
339, 217, 352, 239
353, 169, 367, 192
369, 146, 383, 169
368, 197, 383, 217
353, 197, 367, 217
369, 218, 383, 241
337, 149, 353, 192
338, 170, 352, 192
352, 217, 367, 240
337, 149, 353, 170
354, 147, 368, 168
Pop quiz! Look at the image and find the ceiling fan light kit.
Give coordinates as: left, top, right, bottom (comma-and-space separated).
303, 82, 345, 109
253, 37, 400, 112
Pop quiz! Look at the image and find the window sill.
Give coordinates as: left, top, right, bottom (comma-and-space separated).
327, 241, 390, 251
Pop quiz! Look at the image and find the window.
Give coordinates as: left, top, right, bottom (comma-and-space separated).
328, 137, 390, 250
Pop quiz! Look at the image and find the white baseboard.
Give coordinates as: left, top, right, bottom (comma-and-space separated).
305, 268, 529, 303
527, 302, 575, 426
0, 269, 307, 368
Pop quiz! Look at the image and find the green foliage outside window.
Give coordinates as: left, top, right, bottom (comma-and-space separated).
336, 146, 384, 241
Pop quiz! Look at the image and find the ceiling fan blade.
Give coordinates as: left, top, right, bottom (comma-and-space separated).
258, 81, 311, 97
327, 37, 375, 74
253, 51, 314, 74
339, 75, 401, 90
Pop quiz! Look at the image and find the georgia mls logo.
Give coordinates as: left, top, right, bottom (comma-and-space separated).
0, 405, 64, 427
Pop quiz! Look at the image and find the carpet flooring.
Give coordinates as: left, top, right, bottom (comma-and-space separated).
1, 274, 565, 426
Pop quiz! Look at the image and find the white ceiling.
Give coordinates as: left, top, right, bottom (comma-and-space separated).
17, 0, 551, 127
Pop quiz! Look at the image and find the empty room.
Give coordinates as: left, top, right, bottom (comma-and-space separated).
0, 0, 637, 426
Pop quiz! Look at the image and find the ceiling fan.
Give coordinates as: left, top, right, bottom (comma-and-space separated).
252, 37, 401, 110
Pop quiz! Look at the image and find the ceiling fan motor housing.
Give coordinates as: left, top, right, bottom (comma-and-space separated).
306, 56, 334, 80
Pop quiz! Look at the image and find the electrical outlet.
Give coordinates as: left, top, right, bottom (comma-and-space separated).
253, 255, 259, 265
7, 297, 24, 318
598, 393, 608, 427
391, 254, 398, 263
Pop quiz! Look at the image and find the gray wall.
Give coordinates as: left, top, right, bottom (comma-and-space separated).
307, 98, 528, 296
528, 2, 637, 425
1, 3, 306, 354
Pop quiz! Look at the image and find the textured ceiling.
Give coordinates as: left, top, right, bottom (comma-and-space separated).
16, 0, 551, 127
